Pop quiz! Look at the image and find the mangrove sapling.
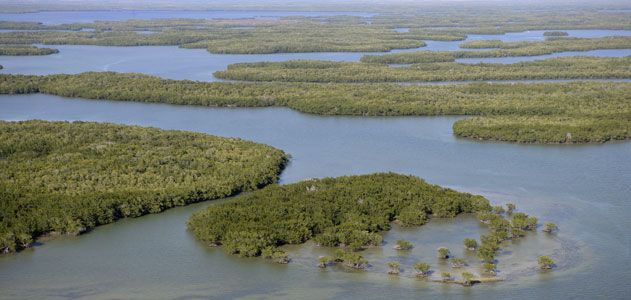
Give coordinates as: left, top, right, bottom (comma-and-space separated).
489, 218, 511, 241
482, 263, 498, 276
506, 203, 516, 215
512, 213, 538, 231
477, 235, 500, 263
464, 238, 478, 251
492, 205, 506, 215
387, 261, 401, 275
543, 222, 559, 233
318, 256, 332, 268
394, 239, 414, 250
341, 251, 369, 270
414, 262, 432, 277
441, 272, 454, 282
451, 257, 467, 268
438, 247, 451, 259
477, 212, 498, 225
461, 272, 475, 286
478, 246, 496, 264
538, 256, 555, 270
272, 251, 290, 264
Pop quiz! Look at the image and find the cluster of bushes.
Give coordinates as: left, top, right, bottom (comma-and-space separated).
0, 120, 287, 253
187, 173, 491, 257
543, 31, 570, 37
214, 57, 631, 83
475, 204, 541, 263
0, 44, 59, 56
453, 116, 630, 144
0, 72, 628, 144
361, 36, 631, 64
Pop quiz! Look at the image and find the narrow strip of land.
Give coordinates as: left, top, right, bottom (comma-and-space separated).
1, 72, 628, 143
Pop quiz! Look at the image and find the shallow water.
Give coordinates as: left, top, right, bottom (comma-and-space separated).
0, 94, 629, 299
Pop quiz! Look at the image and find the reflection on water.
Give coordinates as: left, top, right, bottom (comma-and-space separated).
0, 94, 629, 299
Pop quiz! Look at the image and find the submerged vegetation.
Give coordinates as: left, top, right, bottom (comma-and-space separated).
188, 173, 491, 257
0, 72, 628, 144
362, 37, 631, 64
215, 57, 631, 83
0, 120, 287, 254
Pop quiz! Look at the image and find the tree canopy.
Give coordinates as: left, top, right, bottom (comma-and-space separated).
188, 173, 491, 257
0, 120, 287, 253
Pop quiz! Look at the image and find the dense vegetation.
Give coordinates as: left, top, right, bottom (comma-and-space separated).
0, 18, 431, 54
0, 44, 59, 56
187, 173, 491, 257
0, 120, 287, 253
452, 116, 630, 143
0, 6, 629, 54
214, 57, 631, 83
0, 72, 628, 144
361, 37, 631, 64
543, 31, 570, 37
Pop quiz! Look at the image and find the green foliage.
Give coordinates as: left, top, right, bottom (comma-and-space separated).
1, 6, 629, 54
413, 262, 431, 276
461, 272, 475, 286
477, 234, 500, 262
482, 263, 497, 275
362, 37, 631, 63
453, 116, 631, 144
441, 272, 453, 281
188, 173, 491, 257
0, 18, 428, 54
437, 247, 451, 259
543, 222, 559, 233
451, 257, 467, 268
464, 238, 478, 250
492, 205, 505, 214
396, 202, 429, 226
538, 255, 555, 269
387, 261, 401, 274
543, 31, 570, 37
0, 44, 59, 55
489, 217, 511, 240
1, 72, 628, 144
215, 57, 631, 83
334, 250, 369, 269
506, 203, 516, 215
394, 239, 413, 250
511, 212, 538, 232
0, 120, 287, 253
318, 256, 333, 268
